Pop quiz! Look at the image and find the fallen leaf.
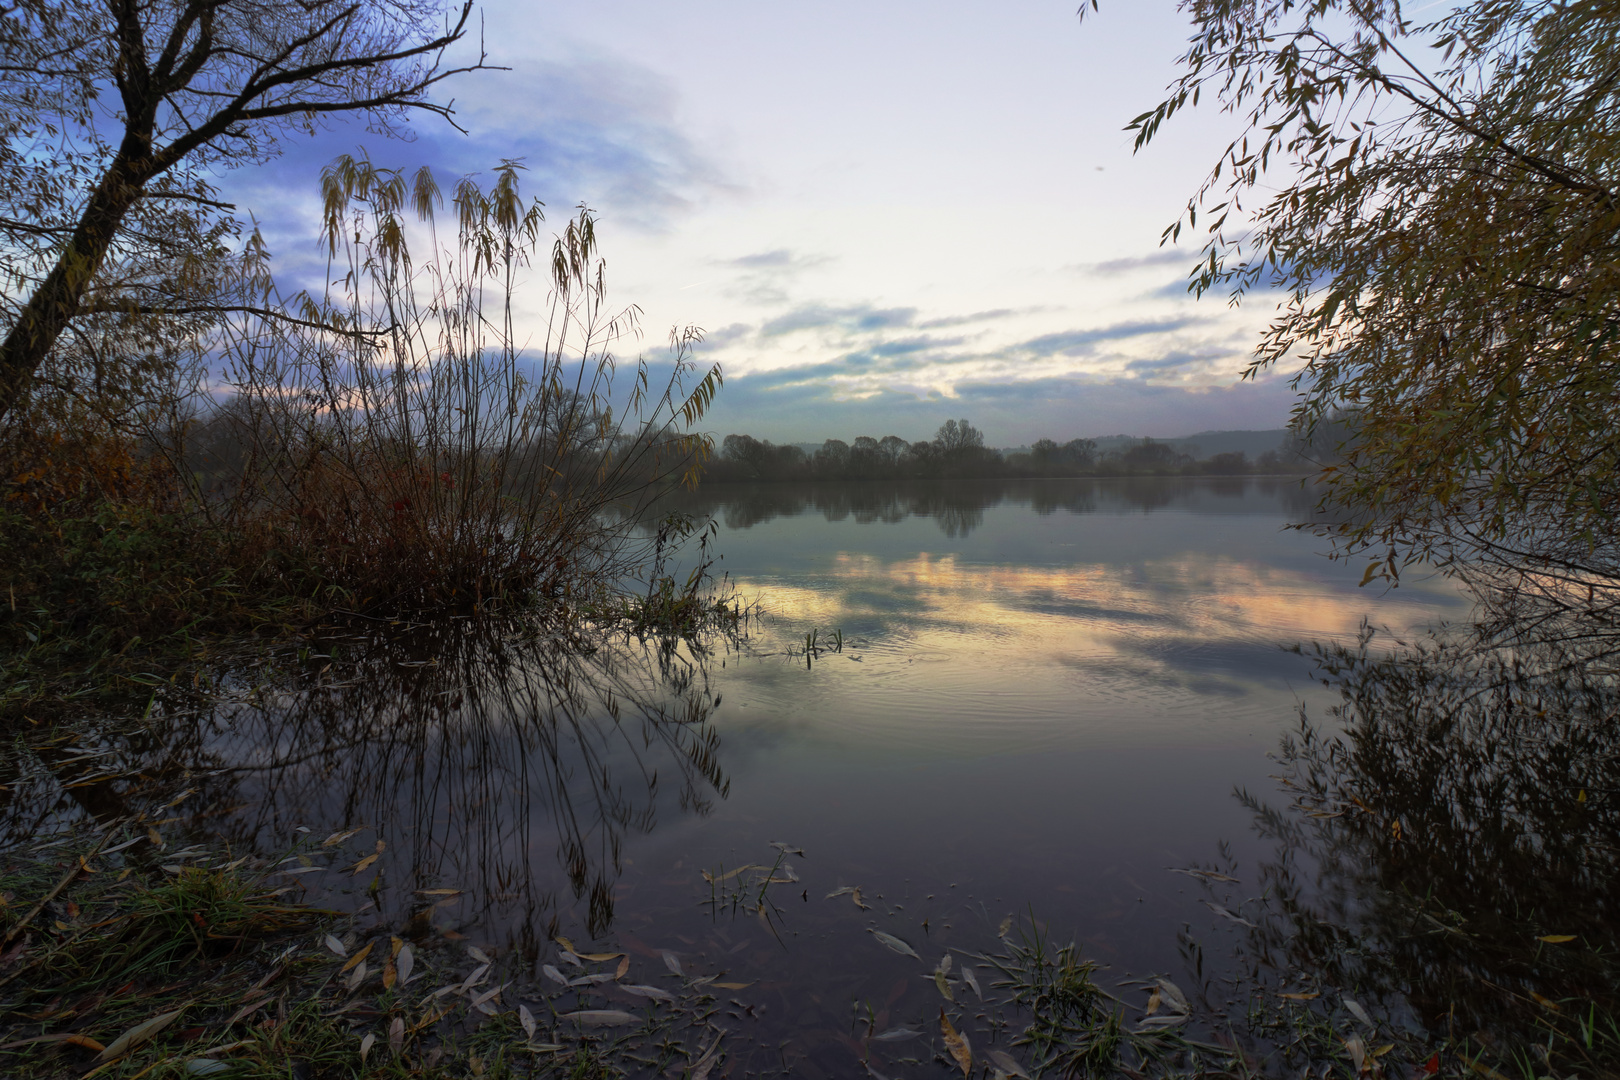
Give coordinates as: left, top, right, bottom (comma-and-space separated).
872, 1027, 921, 1042
940, 1008, 972, 1078
703, 864, 759, 884
1345, 1035, 1377, 1077
868, 929, 920, 959
554, 936, 576, 952
542, 965, 569, 987
1538, 935, 1577, 944
851, 887, 871, 910
388, 1016, 404, 1054
469, 983, 506, 1009
935, 969, 954, 1002
323, 828, 361, 847
558, 950, 583, 968
615, 956, 630, 980
416, 888, 461, 896
1422, 1053, 1441, 1076
936, 953, 953, 977
382, 957, 397, 990
1204, 901, 1257, 928
662, 950, 683, 977
1530, 992, 1561, 1011
1467, 1060, 1510, 1080
987, 1049, 1030, 1079
1168, 867, 1242, 883
459, 963, 490, 991
825, 886, 856, 899
561, 1010, 637, 1026
352, 853, 379, 876
397, 943, 415, 984
345, 958, 368, 990
623, 984, 675, 1003
769, 842, 805, 857
1345, 999, 1375, 1027
1145, 988, 1162, 1016
0, 1032, 105, 1052
962, 965, 982, 1000
360, 1033, 376, 1062
340, 940, 374, 973
997, 916, 1012, 938
1155, 978, 1190, 1015
1135, 1014, 1190, 1031
324, 934, 346, 957
691, 1032, 725, 1080
712, 981, 753, 990
468, 947, 492, 964
95, 1007, 185, 1063
519, 1004, 537, 1039
575, 951, 623, 963
1279, 992, 1320, 1001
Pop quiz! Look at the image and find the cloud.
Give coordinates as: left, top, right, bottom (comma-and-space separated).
760, 303, 918, 337
1015, 317, 1198, 358
1078, 249, 1196, 275
1124, 350, 1221, 374
916, 308, 1021, 329
723, 249, 830, 271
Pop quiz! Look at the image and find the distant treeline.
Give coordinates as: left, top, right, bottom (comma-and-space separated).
704, 418, 1314, 484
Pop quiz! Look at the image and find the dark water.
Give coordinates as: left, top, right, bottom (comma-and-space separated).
7, 477, 1488, 1075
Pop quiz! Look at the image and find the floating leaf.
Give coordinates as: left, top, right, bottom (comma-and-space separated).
936, 953, 953, 977
1279, 991, 1320, 1001
1538, 935, 1576, 944
351, 853, 379, 876
615, 956, 630, 980
1144, 988, 1162, 1016
519, 1004, 537, 1039
542, 964, 569, 987
691, 1033, 725, 1080
468, 947, 492, 964
554, 936, 576, 952
872, 1027, 921, 1042
940, 1008, 972, 1078
703, 864, 759, 884
1155, 978, 1190, 1014
561, 1010, 637, 1026
323, 828, 361, 847
852, 887, 871, 910
825, 886, 856, 899
1136, 1014, 1190, 1031
1204, 901, 1257, 928
998, 916, 1013, 938
396, 943, 414, 985
869, 929, 920, 959
340, 941, 374, 973
712, 981, 754, 990
323, 934, 347, 958
962, 965, 983, 1000
360, 1033, 376, 1062
935, 969, 954, 1002
769, 842, 805, 857
95, 1007, 185, 1063
987, 1050, 1030, 1079
623, 984, 675, 1002
574, 951, 622, 962
558, 950, 584, 969
570, 972, 616, 986
662, 950, 683, 977
416, 888, 461, 896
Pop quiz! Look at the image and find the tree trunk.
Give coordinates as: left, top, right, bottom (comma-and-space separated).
0, 154, 148, 422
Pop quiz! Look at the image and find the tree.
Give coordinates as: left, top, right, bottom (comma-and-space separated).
0, 0, 489, 421
933, 418, 984, 458
1124, 0, 1620, 635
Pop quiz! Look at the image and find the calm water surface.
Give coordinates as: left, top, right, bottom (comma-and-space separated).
8, 477, 1479, 1076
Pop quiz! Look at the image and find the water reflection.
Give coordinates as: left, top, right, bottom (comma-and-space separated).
1227, 629, 1620, 1067
0, 621, 728, 939
682, 477, 1320, 538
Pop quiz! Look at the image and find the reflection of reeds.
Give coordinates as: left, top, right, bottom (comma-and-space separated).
1229, 623, 1620, 1077
186, 158, 722, 613
0, 617, 732, 943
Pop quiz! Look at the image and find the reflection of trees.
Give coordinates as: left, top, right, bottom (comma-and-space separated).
0, 621, 727, 941
1233, 627, 1620, 1062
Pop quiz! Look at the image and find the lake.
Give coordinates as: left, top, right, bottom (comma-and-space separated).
5, 477, 1480, 1076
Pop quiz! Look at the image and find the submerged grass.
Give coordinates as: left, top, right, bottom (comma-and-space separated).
0, 824, 744, 1079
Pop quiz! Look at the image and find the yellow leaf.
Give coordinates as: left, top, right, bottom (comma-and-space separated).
382, 958, 398, 990
1531, 992, 1561, 1010
340, 941, 375, 973
1279, 992, 1321, 1000
615, 956, 629, 980
940, 1008, 972, 1078
94, 1007, 185, 1063
712, 981, 753, 990
352, 853, 378, 876
554, 936, 576, 952
1538, 935, 1576, 944
575, 952, 623, 963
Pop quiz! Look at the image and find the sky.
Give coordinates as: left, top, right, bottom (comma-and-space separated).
218, 1, 1305, 447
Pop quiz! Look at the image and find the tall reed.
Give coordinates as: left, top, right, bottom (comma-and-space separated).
190, 157, 722, 613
